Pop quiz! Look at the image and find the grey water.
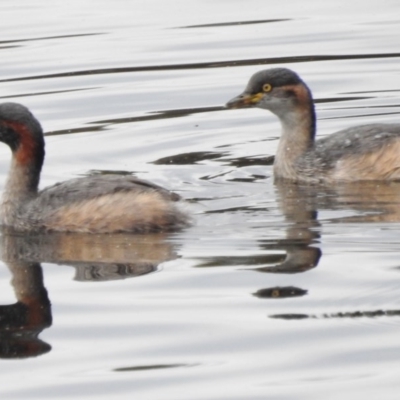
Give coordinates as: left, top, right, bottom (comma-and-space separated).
1, 0, 400, 399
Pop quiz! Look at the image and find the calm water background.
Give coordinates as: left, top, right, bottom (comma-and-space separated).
1, 0, 400, 398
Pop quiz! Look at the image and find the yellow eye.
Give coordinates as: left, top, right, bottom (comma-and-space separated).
262, 83, 272, 92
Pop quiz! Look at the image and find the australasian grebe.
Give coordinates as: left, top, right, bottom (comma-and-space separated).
226, 68, 400, 183
0, 103, 189, 233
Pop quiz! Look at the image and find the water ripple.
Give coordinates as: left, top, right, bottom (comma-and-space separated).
2, 53, 400, 83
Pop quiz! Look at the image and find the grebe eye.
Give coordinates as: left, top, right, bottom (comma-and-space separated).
262, 83, 272, 92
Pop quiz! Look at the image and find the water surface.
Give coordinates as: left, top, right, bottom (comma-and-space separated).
1, 1, 400, 399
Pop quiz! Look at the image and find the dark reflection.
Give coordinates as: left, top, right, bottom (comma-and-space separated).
343, 89, 400, 95
178, 19, 291, 29
2, 53, 400, 83
253, 286, 307, 299
114, 363, 194, 372
0, 33, 104, 45
270, 309, 400, 320
153, 151, 228, 165
269, 314, 309, 320
92, 106, 224, 125
315, 96, 373, 104
0, 239, 51, 359
222, 155, 274, 168
252, 246, 322, 274
0, 232, 178, 358
0, 87, 96, 100
228, 175, 268, 183
325, 110, 400, 120
0, 45, 19, 50
200, 170, 236, 181
46, 124, 108, 137
197, 254, 285, 268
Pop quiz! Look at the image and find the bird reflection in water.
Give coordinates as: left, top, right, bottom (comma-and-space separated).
268, 180, 400, 317
197, 183, 322, 276
257, 180, 400, 274
0, 257, 51, 359
197, 177, 400, 302
0, 232, 178, 358
257, 179, 400, 276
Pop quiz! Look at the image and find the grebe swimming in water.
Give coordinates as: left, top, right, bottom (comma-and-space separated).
226, 68, 400, 183
0, 103, 189, 233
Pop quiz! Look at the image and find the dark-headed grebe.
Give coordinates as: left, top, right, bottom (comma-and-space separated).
226, 68, 400, 183
0, 103, 189, 233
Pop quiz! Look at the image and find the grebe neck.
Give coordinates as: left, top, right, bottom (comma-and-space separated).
273, 98, 316, 180
1, 144, 44, 226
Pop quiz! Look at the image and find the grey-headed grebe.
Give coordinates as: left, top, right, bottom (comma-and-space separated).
226, 68, 400, 183
0, 103, 189, 233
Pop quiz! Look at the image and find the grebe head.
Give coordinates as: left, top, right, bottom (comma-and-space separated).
226, 68, 313, 119
0, 103, 44, 166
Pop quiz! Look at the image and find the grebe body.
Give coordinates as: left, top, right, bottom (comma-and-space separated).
0, 103, 188, 233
